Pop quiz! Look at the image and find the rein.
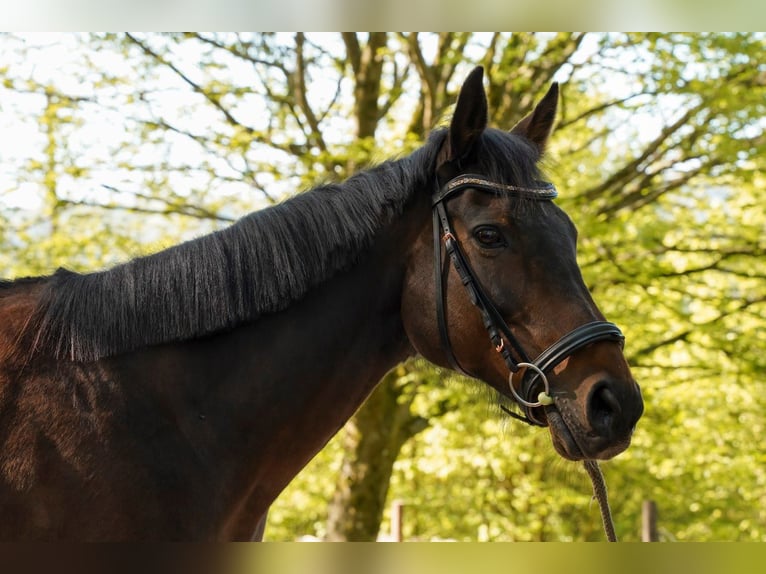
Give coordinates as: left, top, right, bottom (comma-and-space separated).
432, 172, 622, 540
584, 460, 617, 542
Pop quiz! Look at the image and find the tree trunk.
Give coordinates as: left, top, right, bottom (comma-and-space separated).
325, 365, 428, 541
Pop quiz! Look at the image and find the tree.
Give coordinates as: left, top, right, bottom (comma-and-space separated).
2, 32, 765, 541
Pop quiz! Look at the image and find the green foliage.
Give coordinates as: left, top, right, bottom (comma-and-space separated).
2, 33, 765, 542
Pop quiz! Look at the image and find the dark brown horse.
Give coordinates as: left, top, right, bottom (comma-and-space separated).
0, 67, 642, 540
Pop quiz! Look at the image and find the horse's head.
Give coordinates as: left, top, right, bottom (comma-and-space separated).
402, 67, 643, 461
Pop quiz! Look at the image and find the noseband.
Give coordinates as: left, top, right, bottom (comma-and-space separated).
432, 173, 625, 426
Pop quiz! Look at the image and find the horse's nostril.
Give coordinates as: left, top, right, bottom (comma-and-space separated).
588, 383, 621, 435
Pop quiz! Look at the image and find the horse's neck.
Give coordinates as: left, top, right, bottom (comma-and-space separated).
126, 216, 420, 537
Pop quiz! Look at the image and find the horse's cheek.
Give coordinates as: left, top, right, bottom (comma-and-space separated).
399, 261, 439, 363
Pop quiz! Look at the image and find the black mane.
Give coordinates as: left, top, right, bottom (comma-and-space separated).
26, 128, 544, 361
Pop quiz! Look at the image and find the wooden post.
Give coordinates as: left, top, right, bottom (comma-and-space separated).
642, 500, 658, 542
391, 499, 404, 542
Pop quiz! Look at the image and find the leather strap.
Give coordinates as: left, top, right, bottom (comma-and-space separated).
431, 173, 625, 426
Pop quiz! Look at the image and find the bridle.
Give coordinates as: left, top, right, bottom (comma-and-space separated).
432, 173, 625, 426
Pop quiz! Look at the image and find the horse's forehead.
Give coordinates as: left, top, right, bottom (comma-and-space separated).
521, 203, 577, 248
451, 190, 569, 231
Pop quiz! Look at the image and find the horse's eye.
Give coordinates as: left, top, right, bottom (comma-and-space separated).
473, 226, 505, 248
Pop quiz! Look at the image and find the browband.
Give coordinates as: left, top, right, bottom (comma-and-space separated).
433, 174, 558, 206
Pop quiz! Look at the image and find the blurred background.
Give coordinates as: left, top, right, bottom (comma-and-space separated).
1, 32, 764, 541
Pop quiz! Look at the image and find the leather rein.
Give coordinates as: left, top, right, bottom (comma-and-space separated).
432, 173, 625, 426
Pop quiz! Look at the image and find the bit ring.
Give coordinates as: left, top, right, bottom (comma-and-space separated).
508, 362, 553, 408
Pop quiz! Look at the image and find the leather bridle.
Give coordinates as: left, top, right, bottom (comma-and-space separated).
432, 173, 625, 426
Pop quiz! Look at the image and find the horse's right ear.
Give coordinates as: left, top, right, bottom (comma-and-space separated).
443, 66, 488, 164
510, 82, 559, 155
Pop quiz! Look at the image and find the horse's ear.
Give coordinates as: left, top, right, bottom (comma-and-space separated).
445, 66, 488, 163
510, 82, 559, 155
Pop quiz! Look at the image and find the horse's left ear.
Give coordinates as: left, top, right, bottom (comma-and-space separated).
445, 66, 488, 163
510, 82, 559, 155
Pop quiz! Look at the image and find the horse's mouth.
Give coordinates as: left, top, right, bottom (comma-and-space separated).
545, 409, 586, 461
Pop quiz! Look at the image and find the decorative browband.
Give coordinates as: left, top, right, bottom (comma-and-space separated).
433, 174, 558, 205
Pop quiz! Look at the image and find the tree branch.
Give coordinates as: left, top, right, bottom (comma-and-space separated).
581, 102, 705, 202
293, 33, 327, 152
64, 191, 236, 222
125, 33, 246, 131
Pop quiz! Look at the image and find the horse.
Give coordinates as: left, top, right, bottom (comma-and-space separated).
0, 66, 643, 540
